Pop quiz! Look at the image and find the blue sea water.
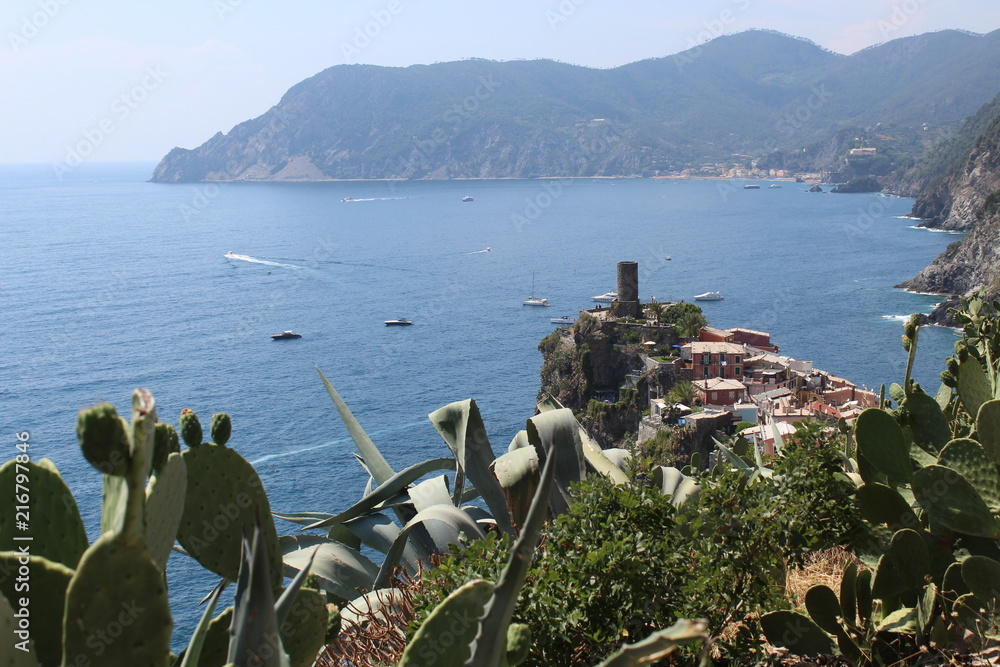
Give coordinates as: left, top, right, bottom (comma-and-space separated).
1, 162, 960, 641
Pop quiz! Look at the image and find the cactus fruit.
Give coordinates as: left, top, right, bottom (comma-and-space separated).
180, 408, 203, 447
144, 452, 187, 570
937, 439, 1000, 511
0, 460, 87, 569
0, 554, 73, 667
506, 623, 531, 666
912, 465, 1000, 537
210, 413, 232, 447
76, 402, 131, 476
176, 443, 282, 587
854, 408, 912, 483
62, 533, 172, 666
152, 422, 179, 473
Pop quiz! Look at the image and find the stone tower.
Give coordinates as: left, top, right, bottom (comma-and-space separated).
613, 261, 641, 318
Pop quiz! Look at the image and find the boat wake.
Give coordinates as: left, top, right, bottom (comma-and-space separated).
225, 252, 305, 269
341, 197, 411, 203
465, 247, 493, 254
249, 420, 427, 465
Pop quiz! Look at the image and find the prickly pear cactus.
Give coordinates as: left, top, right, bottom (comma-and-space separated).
0, 593, 41, 667
144, 452, 187, 570
152, 422, 180, 473
279, 588, 328, 667
76, 402, 131, 476
180, 408, 203, 448
0, 553, 74, 667
210, 413, 232, 447
398, 579, 492, 666
62, 533, 172, 666
177, 443, 282, 587
0, 459, 87, 569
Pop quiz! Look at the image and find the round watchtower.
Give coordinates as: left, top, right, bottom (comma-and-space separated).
614, 261, 641, 318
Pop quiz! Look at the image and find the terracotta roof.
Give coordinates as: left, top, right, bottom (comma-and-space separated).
686, 341, 745, 355
694, 378, 747, 392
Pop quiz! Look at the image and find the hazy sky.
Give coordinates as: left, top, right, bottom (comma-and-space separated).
3, 0, 999, 164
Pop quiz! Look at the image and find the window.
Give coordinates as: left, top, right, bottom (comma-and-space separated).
701, 353, 710, 366
734, 367, 741, 375
703, 367, 710, 379
734, 356, 741, 365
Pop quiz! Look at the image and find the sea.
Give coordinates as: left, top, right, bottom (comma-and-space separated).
0, 162, 962, 642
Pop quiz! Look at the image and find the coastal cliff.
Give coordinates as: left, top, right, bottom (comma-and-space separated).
897, 106, 1000, 322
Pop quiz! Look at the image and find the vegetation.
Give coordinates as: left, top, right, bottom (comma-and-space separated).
16, 296, 1000, 665
660, 303, 708, 338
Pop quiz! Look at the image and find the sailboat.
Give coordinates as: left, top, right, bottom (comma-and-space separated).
522, 272, 550, 306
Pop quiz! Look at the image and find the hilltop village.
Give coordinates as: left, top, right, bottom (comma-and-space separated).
539, 261, 877, 464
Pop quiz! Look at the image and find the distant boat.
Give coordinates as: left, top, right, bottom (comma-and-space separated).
271, 331, 302, 340
591, 291, 618, 302
384, 318, 414, 326
550, 316, 575, 325
694, 292, 724, 301
342, 197, 355, 202
523, 272, 550, 307
768, 184, 783, 189
462, 196, 474, 202
743, 184, 760, 190
225, 251, 237, 259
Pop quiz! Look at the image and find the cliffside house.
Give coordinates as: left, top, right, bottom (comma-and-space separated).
693, 378, 748, 407
681, 341, 745, 381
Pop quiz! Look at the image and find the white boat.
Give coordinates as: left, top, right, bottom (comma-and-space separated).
591, 291, 618, 302
768, 184, 783, 189
462, 196, 474, 202
384, 318, 414, 326
743, 184, 760, 190
550, 316, 575, 325
694, 291, 724, 301
225, 251, 237, 259
523, 272, 550, 307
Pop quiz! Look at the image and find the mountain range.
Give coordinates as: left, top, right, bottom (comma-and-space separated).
152, 29, 1000, 182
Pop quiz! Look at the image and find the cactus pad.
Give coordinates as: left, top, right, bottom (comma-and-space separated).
855, 483, 917, 529
177, 444, 282, 588
210, 413, 232, 447
900, 390, 951, 454
0, 593, 41, 667
855, 408, 912, 483
179, 409, 203, 448
959, 358, 992, 418
976, 400, 1000, 465
76, 403, 131, 476
937, 438, 1000, 511
0, 460, 87, 569
62, 533, 172, 666
961, 555, 1000, 605
912, 465, 1000, 537
398, 579, 492, 666
0, 553, 72, 667
278, 588, 328, 667
196, 606, 233, 667
804, 585, 842, 635
760, 611, 835, 656
144, 452, 187, 570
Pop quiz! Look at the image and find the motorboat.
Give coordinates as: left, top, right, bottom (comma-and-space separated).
743, 184, 760, 190
768, 184, 783, 189
523, 272, 550, 307
462, 196, 474, 202
342, 197, 355, 202
271, 331, 302, 340
550, 316, 575, 325
694, 292, 724, 301
591, 291, 618, 302
225, 251, 237, 259
384, 318, 414, 326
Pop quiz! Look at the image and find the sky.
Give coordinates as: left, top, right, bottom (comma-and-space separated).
2, 0, 999, 164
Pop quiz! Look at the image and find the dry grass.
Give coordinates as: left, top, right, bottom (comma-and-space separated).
315, 579, 418, 667
785, 547, 864, 608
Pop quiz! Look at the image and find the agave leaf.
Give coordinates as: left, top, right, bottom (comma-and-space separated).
373, 505, 487, 589
409, 475, 454, 512
275, 549, 316, 625
230, 523, 290, 667
283, 542, 379, 601
273, 511, 336, 527
304, 457, 456, 530
715, 440, 753, 475
178, 579, 228, 667
527, 409, 585, 515
653, 466, 701, 507
536, 395, 563, 412
508, 429, 532, 452
594, 619, 708, 667
429, 399, 515, 535
340, 589, 407, 631
491, 447, 540, 531
472, 449, 556, 666
317, 367, 395, 484
581, 437, 630, 485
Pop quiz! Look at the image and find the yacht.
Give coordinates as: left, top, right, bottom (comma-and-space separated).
550, 316, 575, 325
694, 292, 724, 301
271, 331, 302, 340
384, 318, 414, 326
462, 196, 474, 202
743, 184, 760, 190
523, 272, 550, 306
591, 291, 618, 303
